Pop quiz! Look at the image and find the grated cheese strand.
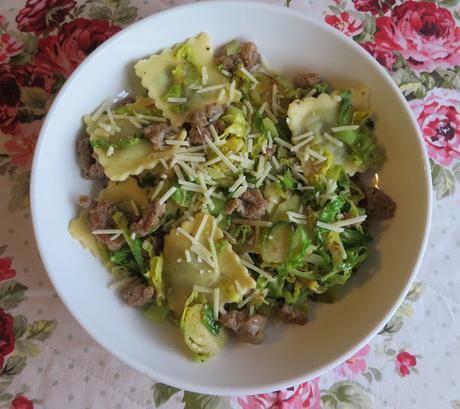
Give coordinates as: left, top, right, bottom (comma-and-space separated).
158, 186, 177, 205
274, 137, 294, 150
204, 136, 238, 173
316, 221, 344, 233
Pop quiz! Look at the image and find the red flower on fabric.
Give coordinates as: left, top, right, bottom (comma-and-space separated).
352, 0, 395, 15
10, 396, 34, 409
16, 0, 76, 35
374, 1, 460, 73
395, 351, 417, 377
361, 41, 396, 70
0, 63, 54, 135
0, 64, 21, 134
35, 18, 121, 77
234, 379, 321, 409
325, 12, 363, 37
4, 120, 42, 168
0, 309, 15, 356
0, 258, 16, 281
0, 33, 23, 63
410, 88, 460, 167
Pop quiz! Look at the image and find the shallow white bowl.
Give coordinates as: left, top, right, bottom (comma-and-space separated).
31, 1, 431, 396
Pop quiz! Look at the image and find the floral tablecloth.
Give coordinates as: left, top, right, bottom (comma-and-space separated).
0, 0, 459, 408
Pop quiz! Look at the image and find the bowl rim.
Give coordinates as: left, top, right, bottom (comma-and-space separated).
30, 0, 432, 396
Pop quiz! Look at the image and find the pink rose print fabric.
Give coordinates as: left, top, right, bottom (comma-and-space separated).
410, 88, 460, 167
374, 1, 460, 73
233, 379, 321, 409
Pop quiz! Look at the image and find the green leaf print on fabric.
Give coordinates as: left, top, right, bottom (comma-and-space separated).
8, 171, 30, 213
321, 382, 373, 409
12, 315, 28, 338
432, 161, 456, 199
182, 391, 222, 409
152, 383, 180, 407
0, 281, 27, 310
26, 320, 57, 341
88, 0, 138, 25
0, 356, 27, 380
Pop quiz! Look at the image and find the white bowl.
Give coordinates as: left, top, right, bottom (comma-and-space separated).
31, 1, 431, 396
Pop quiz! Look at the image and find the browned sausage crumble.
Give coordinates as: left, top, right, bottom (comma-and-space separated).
130, 201, 166, 237
365, 187, 396, 219
122, 280, 155, 307
226, 189, 267, 220
87, 200, 124, 251
220, 310, 268, 345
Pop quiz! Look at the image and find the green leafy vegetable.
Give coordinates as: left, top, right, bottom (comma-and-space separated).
91, 136, 142, 150
201, 304, 221, 336
175, 44, 201, 69
313, 82, 329, 95
319, 196, 346, 223
110, 247, 138, 272
279, 169, 297, 190
112, 211, 147, 274
228, 224, 252, 243
164, 83, 184, 100
222, 106, 248, 139
285, 227, 311, 270
261, 117, 279, 138
171, 187, 195, 207
144, 254, 165, 305
336, 89, 353, 126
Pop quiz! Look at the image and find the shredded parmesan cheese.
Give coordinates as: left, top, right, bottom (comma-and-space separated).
158, 186, 177, 205
274, 137, 294, 150
316, 221, 344, 233
193, 285, 213, 294
106, 145, 114, 157
204, 136, 237, 173
229, 175, 246, 193
333, 215, 367, 228
167, 97, 187, 103
240, 259, 275, 282
213, 288, 220, 320
239, 66, 259, 84
331, 125, 359, 132
196, 84, 226, 94
201, 66, 208, 85
91, 97, 111, 121
166, 139, 189, 147
291, 135, 315, 152
233, 219, 272, 227
323, 132, 344, 147
150, 181, 165, 200
130, 200, 139, 217
244, 99, 254, 114
193, 214, 209, 243
92, 229, 122, 235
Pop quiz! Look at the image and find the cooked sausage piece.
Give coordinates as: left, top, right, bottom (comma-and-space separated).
239, 42, 261, 71
77, 135, 106, 180
87, 201, 124, 251
220, 310, 268, 345
226, 189, 267, 220
278, 303, 308, 325
130, 201, 166, 237
144, 123, 178, 149
215, 41, 261, 72
293, 73, 322, 89
365, 187, 396, 219
121, 280, 155, 307
187, 104, 225, 145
